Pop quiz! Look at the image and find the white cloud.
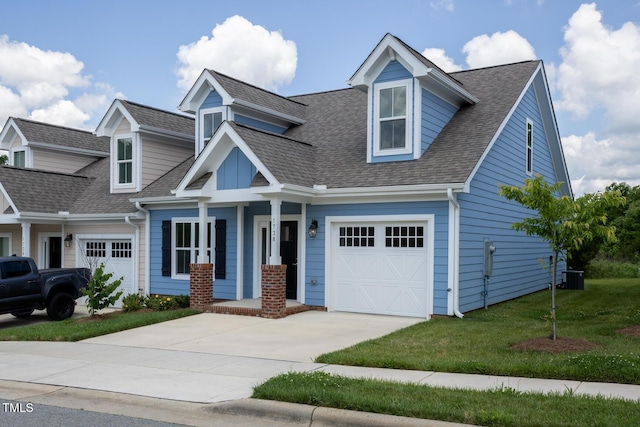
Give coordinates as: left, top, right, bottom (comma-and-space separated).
555, 3, 640, 131
430, 0, 454, 12
175, 15, 297, 92
553, 3, 640, 195
0, 35, 117, 130
421, 48, 463, 72
562, 132, 640, 196
462, 30, 537, 68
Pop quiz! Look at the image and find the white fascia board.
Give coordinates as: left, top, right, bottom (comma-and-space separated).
95, 100, 140, 136
178, 71, 232, 114
25, 141, 109, 157
348, 35, 429, 88
0, 183, 19, 215
231, 98, 306, 125
19, 212, 141, 221
464, 66, 539, 189
175, 122, 279, 198
427, 68, 479, 104
0, 118, 24, 150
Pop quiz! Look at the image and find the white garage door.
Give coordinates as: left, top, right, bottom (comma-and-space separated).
82, 238, 134, 308
331, 221, 430, 318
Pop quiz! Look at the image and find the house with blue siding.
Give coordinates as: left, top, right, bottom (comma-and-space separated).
128, 33, 571, 319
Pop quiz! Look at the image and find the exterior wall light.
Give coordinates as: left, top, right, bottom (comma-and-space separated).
64, 233, 73, 248
308, 220, 318, 238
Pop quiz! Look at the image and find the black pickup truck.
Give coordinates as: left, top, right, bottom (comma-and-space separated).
0, 257, 91, 321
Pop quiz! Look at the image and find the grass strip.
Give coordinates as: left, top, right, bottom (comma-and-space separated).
0, 309, 200, 341
316, 279, 640, 384
253, 371, 640, 427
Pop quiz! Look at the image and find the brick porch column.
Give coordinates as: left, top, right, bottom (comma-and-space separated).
261, 264, 287, 319
189, 263, 214, 310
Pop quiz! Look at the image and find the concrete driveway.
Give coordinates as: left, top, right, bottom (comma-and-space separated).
82, 310, 423, 362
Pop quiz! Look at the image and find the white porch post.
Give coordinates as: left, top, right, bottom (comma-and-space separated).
269, 198, 282, 265
197, 202, 209, 263
21, 223, 31, 257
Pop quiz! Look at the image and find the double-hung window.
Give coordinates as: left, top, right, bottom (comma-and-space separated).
116, 135, 134, 186
375, 80, 412, 155
172, 218, 213, 278
12, 150, 26, 167
526, 118, 533, 175
199, 108, 224, 150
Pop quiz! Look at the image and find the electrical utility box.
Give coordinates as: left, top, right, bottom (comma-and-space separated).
484, 241, 496, 277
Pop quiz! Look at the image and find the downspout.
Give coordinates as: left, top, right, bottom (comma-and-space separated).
447, 189, 464, 318
135, 202, 150, 296
124, 215, 140, 295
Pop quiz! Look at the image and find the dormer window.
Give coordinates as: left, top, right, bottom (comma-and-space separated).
374, 80, 412, 156
12, 149, 26, 168
112, 132, 137, 191
200, 107, 224, 149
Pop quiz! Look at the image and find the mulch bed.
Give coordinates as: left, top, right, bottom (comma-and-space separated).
617, 324, 640, 337
511, 337, 601, 353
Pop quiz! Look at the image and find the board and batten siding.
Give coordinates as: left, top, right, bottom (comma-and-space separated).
217, 147, 257, 190
141, 138, 193, 188
32, 149, 100, 175
305, 201, 450, 314
149, 207, 237, 299
457, 83, 562, 312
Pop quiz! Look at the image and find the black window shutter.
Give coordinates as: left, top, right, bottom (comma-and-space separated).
161, 220, 171, 277
214, 219, 226, 279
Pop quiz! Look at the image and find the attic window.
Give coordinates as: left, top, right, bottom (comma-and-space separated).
200, 108, 224, 149
12, 150, 26, 168
117, 136, 133, 184
374, 80, 412, 156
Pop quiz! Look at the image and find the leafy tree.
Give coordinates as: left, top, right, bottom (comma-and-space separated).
0, 154, 8, 165
82, 263, 123, 316
499, 174, 624, 340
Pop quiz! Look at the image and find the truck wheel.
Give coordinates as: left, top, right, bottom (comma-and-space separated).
47, 292, 75, 321
11, 309, 34, 318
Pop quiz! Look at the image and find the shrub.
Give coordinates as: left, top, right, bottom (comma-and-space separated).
82, 263, 123, 316
121, 293, 147, 312
174, 294, 190, 308
145, 294, 177, 311
586, 258, 640, 279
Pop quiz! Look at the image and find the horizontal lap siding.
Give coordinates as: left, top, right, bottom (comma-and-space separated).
458, 85, 562, 312
149, 207, 237, 298
32, 150, 98, 174
141, 139, 193, 188
306, 201, 449, 314
421, 90, 457, 154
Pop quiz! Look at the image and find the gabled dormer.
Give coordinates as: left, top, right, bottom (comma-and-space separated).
0, 117, 109, 171
348, 34, 479, 163
95, 99, 195, 194
178, 70, 306, 155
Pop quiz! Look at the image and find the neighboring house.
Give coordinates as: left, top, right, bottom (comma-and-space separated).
133, 33, 571, 318
0, 101, 195, 304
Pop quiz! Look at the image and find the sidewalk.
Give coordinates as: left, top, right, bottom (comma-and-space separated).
0, 311, 639, 425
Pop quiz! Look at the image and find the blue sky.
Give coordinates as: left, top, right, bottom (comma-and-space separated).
0, 0, 638, 195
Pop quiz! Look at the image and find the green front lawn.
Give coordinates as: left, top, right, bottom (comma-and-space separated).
0, 309, 200, 341
254, 279, 640, 426
317, 279, 640, 384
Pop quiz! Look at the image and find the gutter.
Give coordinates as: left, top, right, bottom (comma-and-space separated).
447, 188, 464, 318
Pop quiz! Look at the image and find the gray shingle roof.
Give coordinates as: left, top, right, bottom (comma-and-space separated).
119, 100, 194, 136
283, 60, 541, 188
12, 118, 109, 153
208, 70, 307, 120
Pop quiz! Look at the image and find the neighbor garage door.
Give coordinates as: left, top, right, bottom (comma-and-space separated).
330, 221, 430, 317
81, 238, 134, 308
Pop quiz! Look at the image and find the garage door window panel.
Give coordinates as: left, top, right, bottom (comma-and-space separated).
385, 226, 423, 248
339, 226, 375, 247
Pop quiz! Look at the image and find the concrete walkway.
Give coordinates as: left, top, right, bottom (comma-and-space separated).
0, 310, 639, 426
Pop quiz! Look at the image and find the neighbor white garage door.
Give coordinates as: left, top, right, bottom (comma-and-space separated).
330, 221, 431, 318
80, 238, 134, 308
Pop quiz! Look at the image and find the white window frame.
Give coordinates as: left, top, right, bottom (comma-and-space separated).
526, 118, 533, 175
0, 233, 12, 257
374, 79, 412, 156
11, 148, 29, 168
113, 133, 137, 189
199, 107, 225, 152
171, 217, 215, 280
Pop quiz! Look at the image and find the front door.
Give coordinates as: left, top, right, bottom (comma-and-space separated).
280, 221, 298, 299
49, 237, 62, 268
